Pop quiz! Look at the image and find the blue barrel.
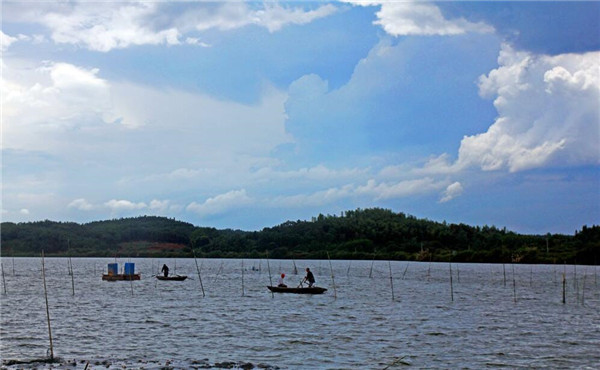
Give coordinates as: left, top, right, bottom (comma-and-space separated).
107, 263, 118, 275
124, 262, 135, 275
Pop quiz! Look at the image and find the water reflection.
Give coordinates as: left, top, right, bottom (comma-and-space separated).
1, 258, 599, 368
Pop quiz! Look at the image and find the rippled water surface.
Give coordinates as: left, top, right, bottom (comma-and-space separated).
1, 258, 599, 368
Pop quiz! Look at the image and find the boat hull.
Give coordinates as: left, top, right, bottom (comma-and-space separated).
267, 286, 327, 294
156, 275, 188, 281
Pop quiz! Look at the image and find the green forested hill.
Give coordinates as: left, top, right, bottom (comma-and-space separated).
1, 209, 598, 264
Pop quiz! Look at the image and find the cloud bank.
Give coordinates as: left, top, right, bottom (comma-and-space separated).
4, 2, 338, 52
451, 45, 599, 173
342, 0, 493, 36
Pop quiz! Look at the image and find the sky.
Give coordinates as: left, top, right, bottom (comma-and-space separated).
1, 1, 599, 235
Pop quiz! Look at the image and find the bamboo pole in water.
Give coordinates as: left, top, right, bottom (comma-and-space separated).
241, 259, 245, 297
402, 262, 409, 280
503, 263, 507, 287
346, 260, 351, 277
562, 272, 566, 304
2, 262, 7, 294
511, 264, 517, 303
427, 255, 432, 282
529, 265, 533, 287
369, 254, 375, 278
213, 261, 225, 284
292, 259, 298, 275
41, 251, 54, 360
266, 251, 274, 298
192, 249, 205, 297
449, 263, 454, 302
68, 257, 75, 296
388, 260, 394, 301
574, 264, 579, 302
327, 252, 337, 299
129, 263, 134, 297
581, 269, 586, 306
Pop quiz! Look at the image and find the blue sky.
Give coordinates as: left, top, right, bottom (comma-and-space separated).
2, 1, 599, 234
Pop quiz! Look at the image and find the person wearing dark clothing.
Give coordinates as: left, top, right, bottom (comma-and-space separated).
161, 264, 169, 277
304, 268, 315, 287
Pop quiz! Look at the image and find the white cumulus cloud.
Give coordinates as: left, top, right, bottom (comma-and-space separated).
105, 199, 147, 211
1, 31, 18, 51
68, 198, 95, 211
6, 2, 338, 52
439, 182, 463, 203
271, 177, 448, 208
187, 189, 254, 216
40, 2, 180, 52
342, 0, 493, 36
2, 61, 114, 152
457, 45, 600, 172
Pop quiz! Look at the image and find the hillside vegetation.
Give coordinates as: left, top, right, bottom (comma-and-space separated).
1, 209, 598, 264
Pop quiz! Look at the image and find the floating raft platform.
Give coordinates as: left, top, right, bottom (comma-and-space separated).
102, 273, 141, 281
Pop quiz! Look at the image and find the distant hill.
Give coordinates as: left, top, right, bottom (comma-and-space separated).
1, 209, 598, 264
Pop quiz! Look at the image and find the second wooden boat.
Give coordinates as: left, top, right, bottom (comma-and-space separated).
267, 286, 327, 294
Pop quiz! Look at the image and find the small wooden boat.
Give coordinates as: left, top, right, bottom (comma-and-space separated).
267, 286, 327, 294
156, 275, 188, 281
102, 273, 141, 281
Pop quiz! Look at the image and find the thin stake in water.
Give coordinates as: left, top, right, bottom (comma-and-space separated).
512, 264, 517, 303
503, 263, 507, 287
213, 261, 225, 284
574, 264, 579, 302
41, 251, 54, 360
369, 254, 375, 278
68, 257, 75, 296
1, 262, 7, 294
449, 262, 454, 302
562, 272, 566, 304
327, 251, 337, 299
530, 265, 533, 287
129, 264, 134, 297
192, 249, 205, 297
388, 260, 395, 301
427, 255, 432, 282
266, 251, 274, 298
580, 270, 586, 306
402, 263, 409, 280
241, 259, 245, 297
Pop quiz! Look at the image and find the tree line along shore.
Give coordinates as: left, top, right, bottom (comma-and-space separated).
1, 208, 598, 264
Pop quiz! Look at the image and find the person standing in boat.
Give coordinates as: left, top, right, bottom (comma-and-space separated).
304, 268, 315, 287
278, 273, 287, 287
161, 264, 169, 277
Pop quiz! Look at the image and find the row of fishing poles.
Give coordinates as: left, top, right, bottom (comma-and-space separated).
1, 252, 597, 364
2, 254, 598, 304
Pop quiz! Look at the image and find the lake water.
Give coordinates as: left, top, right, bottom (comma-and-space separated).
1, 258, 599, 369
